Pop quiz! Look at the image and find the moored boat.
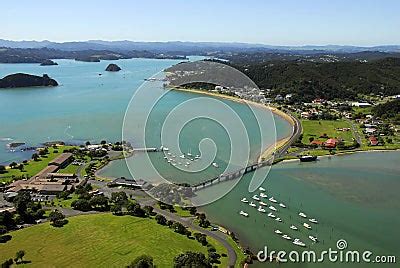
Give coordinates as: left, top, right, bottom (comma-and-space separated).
279, 203, 286, 208
269, 205, 277, 211
249, 202, 256, 207
309, 218, 318, 224
309, 235, 318, 243
240, 211, 249, 217
275, 229, 283, 235
303, 223, 312, 230
258, 206, 266, 213
290, 225, 298, 231
241, 197, 248, 203
299, 212, 307, 218
269, 197, 277, 203
299, 155, 317, 162
293, 239, 306, 247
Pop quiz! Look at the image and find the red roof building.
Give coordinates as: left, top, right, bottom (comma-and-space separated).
310, 140, 324, 146
369, 136, 378, 146
324, 138, 338, 148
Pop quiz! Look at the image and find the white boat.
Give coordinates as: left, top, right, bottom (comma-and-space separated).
195, 155, 200, 159
186, 162, 191, 165
178, 162, 182, 165
275, 217, 282, 222
239, 211, 249, 217
252, 195, 260, 201
258, 206, 266, 213
309, 236, 318, 243
187, 152, 192, 157
164, 156, 168, 159
259, 187, 266, 192
282, 234, 292, 240
267, 212, 276, 218
269, 205, 277, 211
172, 155, 176, 158
260, 193, 268, 198
290, 225, 298, 231
180, 155, 185, 159
259, 201, 268, 206
172, 163, 177, 166
249, 202, 256, 207
167, 160, 171, 163
269, 197, 277, 203
167, 152, 172, 155
299, 212, 307, 218
212, 162, 219, 168
241, 198, 248, 203
309, 218, 318, 224
163, 147, 169, 151
293, 239, 306, 247
274, 229, 283, 235
184, 164, 188, 167
303, 223, 312, 230
279, 203, 286, 208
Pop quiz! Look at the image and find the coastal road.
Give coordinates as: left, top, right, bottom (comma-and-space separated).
345, 118, 362, 145
274, 109, 303, 159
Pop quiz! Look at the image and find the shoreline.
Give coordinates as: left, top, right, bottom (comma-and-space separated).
169, 87, 296, 162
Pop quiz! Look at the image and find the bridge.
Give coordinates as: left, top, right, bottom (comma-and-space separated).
190, 109, 302, 192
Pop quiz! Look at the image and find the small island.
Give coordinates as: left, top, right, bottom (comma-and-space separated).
40, 59, 58, 66
105, 63, 121, 72
0, 73, 58, 88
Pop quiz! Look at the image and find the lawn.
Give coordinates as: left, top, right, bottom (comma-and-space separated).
301, 119, 355, 145
0, 146, 76, 183
0, 213, 228, 267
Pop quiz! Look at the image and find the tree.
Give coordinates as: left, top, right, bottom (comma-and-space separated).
143, 206, 154, 216
193, 233, 208, 246
14, 250, 25, 264
172, 222, 187, 235
173, 252, 211, 268
48, 210, 67, 227
127, 203, 146, 217
32, 153, 39, 161
155, 215, 167, 225
9, 162, 17, 169
85, 141, 91, 146
309, 137, 314, 143
111, 192, 128, 206
110, 203, 122, 215
71, 199, 91, 211
89, 195, 110, 211
1, 259, 13, 268
0, 165, 6, 174
127, 255, 154, 268
100, 140, 107, 145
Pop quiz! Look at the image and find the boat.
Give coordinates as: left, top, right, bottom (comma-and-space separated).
303, 223, 312, 230
186, 162, 191, 165
259, 187, 266, 192
195, 155, 200, 159
260, 193, 268, 198
258, 206, 266, 213
290, 225, 298, 231
299, 155, 318, 162
274, 230, 283, 235
212, 162, 219, 168
267, 212, 276, 218
269, 197, 277, 203
241, 197, 248, 203
252, 195, 260, 201
269, 205, 277, 211
163, 147, 169, 151
259, 201, 268, 206
293, 239, 306, 247
178, 162, 182, 165
299, 212, 307, 218
163, 156, 168, 159
249, 202, 256, 207
239, 211, 249, 217
275, 217, 282, 222
279, 203, 286, 208
282, 234, 292, 240
309, 236, 318, 243
180, 155, 185, 159
309, 218, 318, 224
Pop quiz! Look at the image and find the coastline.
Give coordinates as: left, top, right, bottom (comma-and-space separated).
168, 87, 296, 163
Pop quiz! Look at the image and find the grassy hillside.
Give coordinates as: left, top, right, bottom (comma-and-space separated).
0, 214, 227, 267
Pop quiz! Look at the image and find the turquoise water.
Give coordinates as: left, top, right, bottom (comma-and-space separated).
0, 58, 187, 164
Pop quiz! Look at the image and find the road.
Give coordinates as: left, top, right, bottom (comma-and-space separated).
344, 118, 362, 145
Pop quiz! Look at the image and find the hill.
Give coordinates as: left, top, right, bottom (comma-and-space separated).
0, 73, 58, 88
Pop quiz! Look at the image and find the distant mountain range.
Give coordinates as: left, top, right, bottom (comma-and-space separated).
1, 39, 399, 53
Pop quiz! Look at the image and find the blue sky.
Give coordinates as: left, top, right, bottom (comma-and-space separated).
2, 0, 399, 45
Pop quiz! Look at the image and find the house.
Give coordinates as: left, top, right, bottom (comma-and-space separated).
324, 138, 338, 148
310, 140, 324, 146
351, 102, 372, 108
49, 153, 73, 168
369, 136, 379, 146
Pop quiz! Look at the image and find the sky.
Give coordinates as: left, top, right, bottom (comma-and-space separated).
2, 0, 399, 46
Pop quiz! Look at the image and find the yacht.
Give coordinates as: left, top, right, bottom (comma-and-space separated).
267, 212, 276, 218
309, 218, 318, 224
282, 234, 292, 240
180, 155, 185, 159
258, 206, 266, 213
259, 201, 268, 206
299, 212, 307, 218
252, 195, 260, 201
260, 193, 268, 198
164, 156, 168, 159
290, 225, 298, 231
187, 152, 192, 157
269, 206, 277, 212
293, 239, 306, 247
167, 152, 172, 155
275, 217, 282, 222
178, 162, 182, 165
212, 162, 219, 168
274, 230, 283, 235
269, 197, 277, 203
303, 223, 312, 230
195, 155, 200, 159
249, 202, 256, 207
239, 211, 249, 217
163, 147, 169, 151
259, 187, 266, 192
279, 203, 286, 208
309, 236, 318, 243
186, 162, 191, 165
241, 197, 248, 203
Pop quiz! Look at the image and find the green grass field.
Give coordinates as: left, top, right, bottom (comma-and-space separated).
0, 146, 75, 183
301, 119, 354, 145
0, 213, 228, 267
